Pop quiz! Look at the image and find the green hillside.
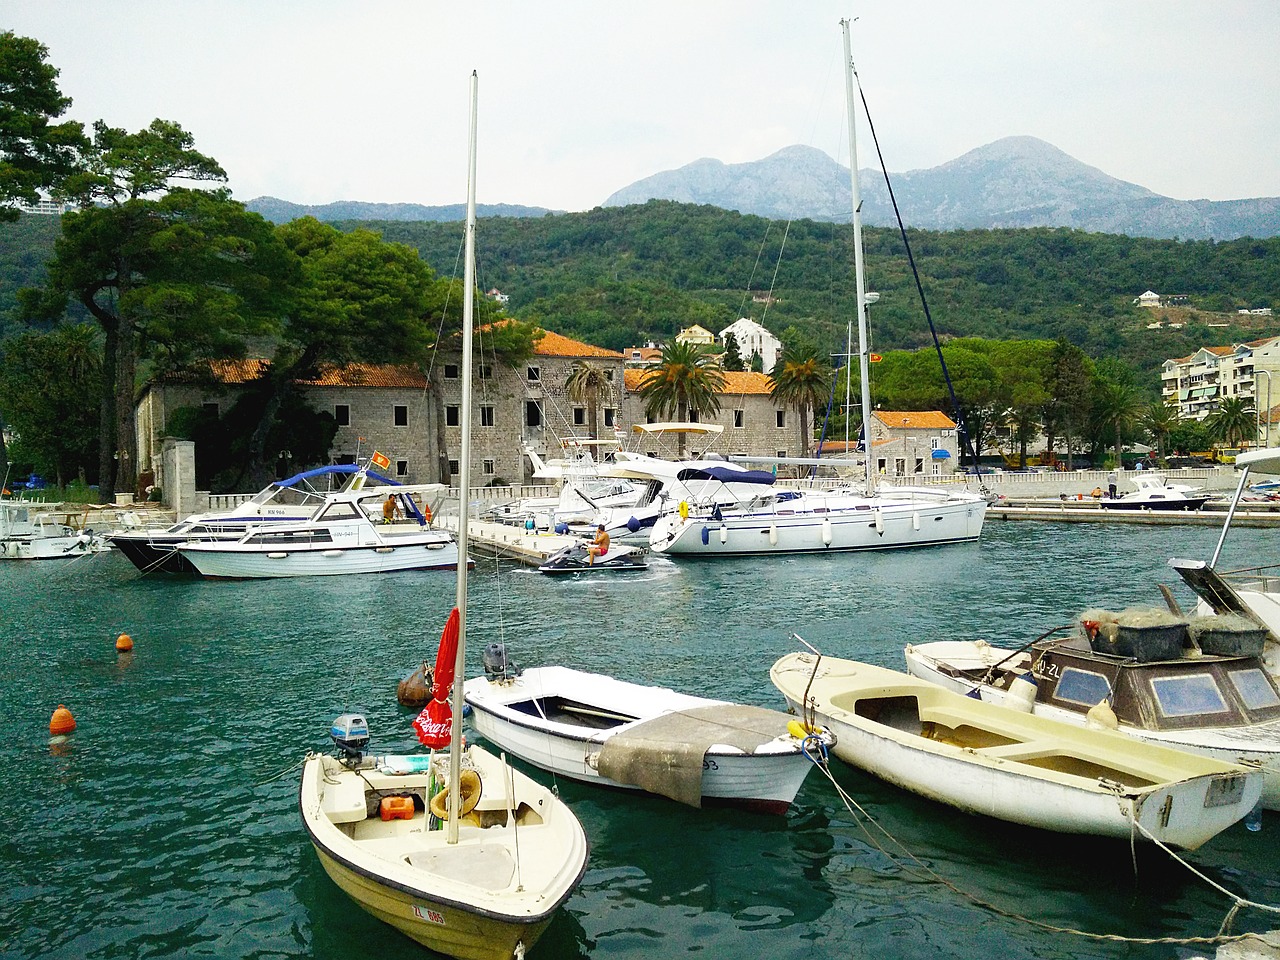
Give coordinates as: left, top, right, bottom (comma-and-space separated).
5, 202, 1280, 388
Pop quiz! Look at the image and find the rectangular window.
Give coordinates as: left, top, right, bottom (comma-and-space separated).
480, 405, 495, 427
776, 450, 786, 460
478, 364, 492, 380
393, 405, 408, 427
687, 408, 699, 423
446, 405, 460, 427
482, 458, 496, 475
573, 407, 586, 426
914, 458, 924, 474
448, 459, 459, 474
603, 408, 615, 427
527, 366, 540, 382
605, 369, 615, 382
1151, 674, 1230, 718
444, 364, 459, 379
334, 404, 350, 426
396, 460, 408, 477
734, 409, 744, 428
202, 402, 220, 417
526, 401, 543, 428
930, 437, 941, 450
776, 410, 786, 428
335, 453, 356, 465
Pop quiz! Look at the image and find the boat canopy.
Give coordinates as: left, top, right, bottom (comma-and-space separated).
278, 464, 399, 488
676, 466, 775, 485
632, 422, 725, 436
1237, 448, 1280, 476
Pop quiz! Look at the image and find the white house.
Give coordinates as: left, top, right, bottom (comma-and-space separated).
1134, 290, 1162, 308
718, 317, 781, 372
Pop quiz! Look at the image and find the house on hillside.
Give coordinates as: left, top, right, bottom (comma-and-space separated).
1134, 290, 1162, 308
675, 324, 716, 347
718, 317, 781, 372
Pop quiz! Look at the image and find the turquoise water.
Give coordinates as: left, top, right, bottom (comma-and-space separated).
3, 521, 1278, 959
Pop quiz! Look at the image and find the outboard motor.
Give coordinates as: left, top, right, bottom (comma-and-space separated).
482, 642, 517, 682
330, 713, 370, 764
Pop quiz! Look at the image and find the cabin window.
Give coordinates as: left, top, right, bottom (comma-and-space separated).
1150, 674, 1229, 718
527, 366, 540, 382
444, 364, 459, 379
480, 405, 495, 427
734, 409, 744, 428
396, 460, 408, 477
1052, 668, 1112, 707
334, 404, 350, 426
446, 405, 460, 427
1229, 668, 1280, 711
394, 405, 408, 427
319, 502, 361, 521
526, 401, 543, 428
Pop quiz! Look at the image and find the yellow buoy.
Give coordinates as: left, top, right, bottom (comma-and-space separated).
49, 705, 76, 736
115, 633, 133, 652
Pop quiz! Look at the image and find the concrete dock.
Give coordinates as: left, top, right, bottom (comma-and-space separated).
989, 498, 1280, 526
435, 516, 582, 565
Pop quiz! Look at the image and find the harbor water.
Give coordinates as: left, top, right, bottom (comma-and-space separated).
3, 521, 1279, 959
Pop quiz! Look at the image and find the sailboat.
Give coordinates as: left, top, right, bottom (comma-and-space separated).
298, 72, 588, 960
647, 29, 986, 558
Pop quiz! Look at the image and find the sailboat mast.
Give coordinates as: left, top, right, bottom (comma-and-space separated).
447, 69, 478, 846
841, 19, 875, 496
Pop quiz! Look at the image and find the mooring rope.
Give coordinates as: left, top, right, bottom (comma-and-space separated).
802, 749, 1276, 946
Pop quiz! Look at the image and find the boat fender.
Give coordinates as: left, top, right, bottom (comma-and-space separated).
700, 526, 710, 545
821, 518, 832, 546
873, 510, 884, 536
768, 523, 778, 546
626, 516, 640, 533
554, 521, 569, 535
429, 768, 482, 819
912, 512, 920, 531
679, 501, 689, 520
719, 524, 728, 544
1008, 672, 1037, 712
1086, 699, 1119, 730
786, 719, 823, 739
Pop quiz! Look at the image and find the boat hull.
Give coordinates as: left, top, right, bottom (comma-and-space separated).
650, 495, 985, 556
106, 534, 198, 573
464, 668, 823, 813
180, 537, 463, 579
299, 746, 587, 960
771, 653, 1260, 848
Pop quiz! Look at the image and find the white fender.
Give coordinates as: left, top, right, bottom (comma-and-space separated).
821, 518, 833, 546
719, 523, 728, 544
873, 509, 884, 535
768, 523, 778, 546
912, 512, 920, 531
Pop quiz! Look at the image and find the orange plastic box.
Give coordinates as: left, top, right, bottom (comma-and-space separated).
380, 796, 415, 821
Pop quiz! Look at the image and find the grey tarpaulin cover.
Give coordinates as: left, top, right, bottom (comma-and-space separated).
595, 704, 792, 807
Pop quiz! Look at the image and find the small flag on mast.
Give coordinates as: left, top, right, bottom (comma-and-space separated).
371, 451, 391, 471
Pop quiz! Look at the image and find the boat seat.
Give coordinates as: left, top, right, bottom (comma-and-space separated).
407, 842, 516, 888
320, 778, 370, 824
972, 742, 1059, 762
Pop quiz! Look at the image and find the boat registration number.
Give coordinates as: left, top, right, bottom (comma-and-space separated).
413, 904, 446, 925
1204, 774, 1248, 808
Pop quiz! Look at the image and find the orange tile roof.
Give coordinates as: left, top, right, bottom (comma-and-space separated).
873, 410, 957, 429
1202, 346, 1236, 357
623, 368, 772, 396
173, 360, 427, 388
532, 329, 625, 359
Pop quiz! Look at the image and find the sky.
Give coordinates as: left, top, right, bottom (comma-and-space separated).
7, 1, 1280, 212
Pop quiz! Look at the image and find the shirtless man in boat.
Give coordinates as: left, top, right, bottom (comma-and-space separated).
587, 524, 609, 564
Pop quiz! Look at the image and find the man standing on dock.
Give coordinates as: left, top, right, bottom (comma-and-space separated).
1107, 471, 1118, 499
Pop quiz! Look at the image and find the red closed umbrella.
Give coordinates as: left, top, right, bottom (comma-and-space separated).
412, 607, 460, 748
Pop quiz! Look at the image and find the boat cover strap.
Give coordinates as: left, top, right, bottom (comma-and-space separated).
596, 704, 791, 807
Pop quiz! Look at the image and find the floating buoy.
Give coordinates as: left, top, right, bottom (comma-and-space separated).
397, 662, 431, 708
49, 705, 76, 736
115, 633, 133, 652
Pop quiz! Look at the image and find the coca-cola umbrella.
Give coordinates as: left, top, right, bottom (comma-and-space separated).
412, 607, 460, 748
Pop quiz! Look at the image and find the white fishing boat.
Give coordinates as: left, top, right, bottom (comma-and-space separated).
1168, 447, 1280, 673
107, 464, 386, 573
464, 660, 832, 814
646, 22, 986, 559
903, 623, 1280, 810
0, 499, 104, 560
299, 73, 587, 960
486, 438, 643, 531
176, 472, 460, 579
771, 647, 1261, 849
1100, 473, 1215, 511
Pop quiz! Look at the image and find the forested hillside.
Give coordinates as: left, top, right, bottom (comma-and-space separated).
5, 202, 1280, 389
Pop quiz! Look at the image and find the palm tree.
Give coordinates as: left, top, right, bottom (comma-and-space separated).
1205, 397, 1255, 449
564, 360, 611, 440
769, 344, 832, 458
1092, 380, 1144, 468
1141, 402, 1179, 466
636, 340, 725, 456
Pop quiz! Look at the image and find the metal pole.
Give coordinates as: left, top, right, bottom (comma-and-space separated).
1258, 370, 1273, 449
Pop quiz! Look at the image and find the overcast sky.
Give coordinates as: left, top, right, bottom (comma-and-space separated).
8, 1, 1279, 211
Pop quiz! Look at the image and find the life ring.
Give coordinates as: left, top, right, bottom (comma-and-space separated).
429, 768, 482, 819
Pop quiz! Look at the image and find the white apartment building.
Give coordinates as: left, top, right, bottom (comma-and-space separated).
1161, 337, 1280, 422
718, 317, 782, 372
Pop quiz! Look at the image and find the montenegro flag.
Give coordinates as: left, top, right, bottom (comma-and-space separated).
869, 354, 883, 363
371, 451, 391, 471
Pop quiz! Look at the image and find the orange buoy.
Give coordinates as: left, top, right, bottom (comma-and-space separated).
116, 633, 133, 652
49, 705, 76, 736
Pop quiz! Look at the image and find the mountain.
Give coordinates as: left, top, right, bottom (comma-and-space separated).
244, 197, 561, 224
603, 137, 1280, 241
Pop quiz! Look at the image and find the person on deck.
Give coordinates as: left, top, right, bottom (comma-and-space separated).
382, 494, 402, 523
587, 524, 609, 565
1107, 471, 1118, 499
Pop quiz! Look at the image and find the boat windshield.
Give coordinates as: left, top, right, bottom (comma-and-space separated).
1150, 674, 1230, 719
1052, 668, 1112, 708
1229, 667, 1280, 712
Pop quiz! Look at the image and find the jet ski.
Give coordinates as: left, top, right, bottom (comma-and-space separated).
538, 541, 648, 575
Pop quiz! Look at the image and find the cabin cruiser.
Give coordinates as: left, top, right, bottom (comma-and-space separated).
0, 499, 104, 560
1100, 472, 1215, 511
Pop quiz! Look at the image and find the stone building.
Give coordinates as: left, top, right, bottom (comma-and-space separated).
867, 410, 960, 477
